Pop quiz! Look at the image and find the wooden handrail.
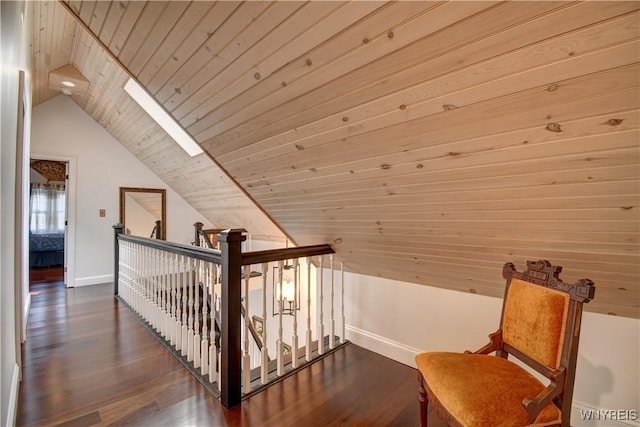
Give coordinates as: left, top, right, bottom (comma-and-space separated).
118, 233, 222, 264
241, 244, 334, 266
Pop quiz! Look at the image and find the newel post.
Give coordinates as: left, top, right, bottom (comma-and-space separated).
218, 229, 246, 408
113, 223, 124, 296
193, 222, 204, 247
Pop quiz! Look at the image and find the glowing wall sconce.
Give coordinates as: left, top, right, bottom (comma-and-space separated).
272, 262, 299, 316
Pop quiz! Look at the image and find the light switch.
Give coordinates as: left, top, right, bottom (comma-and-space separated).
99, 209, 106, 217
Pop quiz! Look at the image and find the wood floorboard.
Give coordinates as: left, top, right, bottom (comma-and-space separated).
17, 281, 419, 426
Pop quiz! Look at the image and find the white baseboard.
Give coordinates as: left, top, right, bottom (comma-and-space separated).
6, 363, 19, 427
73, 274, 113, 287
345, 325, 421, 367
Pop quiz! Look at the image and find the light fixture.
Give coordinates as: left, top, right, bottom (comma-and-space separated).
49, 64, 89, 95
272, 262, 300, 316
124, 78, 203, 157
277, 280, 295, 303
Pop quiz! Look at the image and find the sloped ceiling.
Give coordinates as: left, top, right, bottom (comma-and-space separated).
31, 0, 286, 242
32, 1, 639, 318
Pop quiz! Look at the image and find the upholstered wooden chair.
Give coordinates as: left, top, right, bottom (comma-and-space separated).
416, 260, 595, 427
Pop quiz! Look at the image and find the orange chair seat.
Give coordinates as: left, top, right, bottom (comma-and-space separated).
416, 352, 561, 427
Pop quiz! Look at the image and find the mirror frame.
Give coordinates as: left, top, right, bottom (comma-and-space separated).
119, 187, 166, 240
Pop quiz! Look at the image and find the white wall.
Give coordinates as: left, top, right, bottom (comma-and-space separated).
31, 95, 212, 287
344, 272, 640, 427
0, 1, 30, 425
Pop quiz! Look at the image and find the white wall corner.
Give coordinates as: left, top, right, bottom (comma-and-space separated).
346, 324, 421, 368
73, 274, 113, 287
6, 363, 20, 427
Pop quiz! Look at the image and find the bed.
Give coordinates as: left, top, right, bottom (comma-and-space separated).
29, 232, 64, 268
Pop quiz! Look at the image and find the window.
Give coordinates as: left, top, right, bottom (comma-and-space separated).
30, 183, 66, 234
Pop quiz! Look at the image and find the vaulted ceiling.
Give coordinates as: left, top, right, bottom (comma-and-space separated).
31, 1, 639, 318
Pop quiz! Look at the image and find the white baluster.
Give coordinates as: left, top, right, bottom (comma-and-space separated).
216, 284, 222, 391
156, 250, 161, 329
261, 262, 268, 384
187, 257, 195, 362
149, 248, 155, 329
341, 262, 346, 344
138, 246, 144, 317
209, 264, 218, 385
146, 248, 152, 325
201, 262, 210, 376
142, 246, 148, 322
318, 256, 324, 356
131, 243, 137, 311
291, 258, 299, 368
167, 252, 174, 346
151, 248, 158, 330
277, 260, 284, 376
164, 251, 170, 340
243, 265, 251, 392
144, 246, 150, 319
329, 254, 335, 350
175, 254, 182, 352
130, 242, 136, 304
121, 242, 128, 302
138, 244, 143, 312
193, 259, 201, 368
130, 242, 135, 304
118, 242, 125, 302
156, 249, 161, 334
118, 242, 124, 301
305, 257, 312, 362
181, 255, 188, 356
156, 249, 162, 332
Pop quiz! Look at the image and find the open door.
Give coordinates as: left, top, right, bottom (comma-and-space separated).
28, 159, 68, 283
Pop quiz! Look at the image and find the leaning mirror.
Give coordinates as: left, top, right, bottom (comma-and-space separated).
119, 187, 166, 240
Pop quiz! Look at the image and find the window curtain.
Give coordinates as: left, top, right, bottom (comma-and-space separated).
30, 183, 66, 234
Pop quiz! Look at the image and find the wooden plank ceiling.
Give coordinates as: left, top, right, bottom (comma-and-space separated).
32, 1, 639, 318
31, 0, 286, 242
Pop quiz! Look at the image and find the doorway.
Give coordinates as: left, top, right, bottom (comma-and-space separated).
28, 158, 68, 285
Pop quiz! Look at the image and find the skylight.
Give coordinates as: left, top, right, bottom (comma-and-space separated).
124, 78, 203, 157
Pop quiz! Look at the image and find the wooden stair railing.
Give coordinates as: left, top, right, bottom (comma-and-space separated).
193, 222, 224, 249
114, 225, 342, 409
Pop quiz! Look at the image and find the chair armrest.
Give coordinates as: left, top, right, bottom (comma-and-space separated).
522, 368, 566, 423
465, 330, 503, 355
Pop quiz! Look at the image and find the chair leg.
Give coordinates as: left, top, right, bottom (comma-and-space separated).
418, 371, 429, 427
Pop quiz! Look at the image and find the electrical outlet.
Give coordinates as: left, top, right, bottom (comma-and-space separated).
99, 209, 106, 217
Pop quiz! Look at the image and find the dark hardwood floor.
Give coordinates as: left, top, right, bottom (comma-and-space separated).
17, 280, 419, 426
29, 266, 64, 283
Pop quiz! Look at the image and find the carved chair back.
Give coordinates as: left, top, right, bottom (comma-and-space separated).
499, 260, 595, 423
